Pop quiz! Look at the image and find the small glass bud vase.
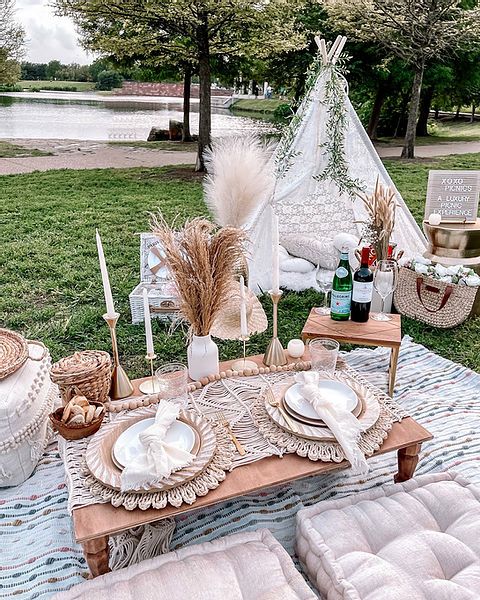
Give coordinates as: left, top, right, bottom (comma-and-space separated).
187, 334, 219, 381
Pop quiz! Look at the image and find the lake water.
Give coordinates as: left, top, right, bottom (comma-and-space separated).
0, 92, 273, 141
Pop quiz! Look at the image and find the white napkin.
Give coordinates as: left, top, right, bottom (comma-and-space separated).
294, 371, 369, 474
120, 403, 195, 492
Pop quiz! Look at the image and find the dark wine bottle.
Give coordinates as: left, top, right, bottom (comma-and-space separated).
351, 245, 374, 323
330, 246, 353, 321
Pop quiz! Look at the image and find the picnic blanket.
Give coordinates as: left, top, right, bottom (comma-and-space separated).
1, 336, 479, 599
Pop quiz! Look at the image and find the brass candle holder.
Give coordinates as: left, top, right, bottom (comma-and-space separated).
264, 290, 287, 367
103, 312, 134, 399
138, 353, 161, 395
231, 336, 258, 372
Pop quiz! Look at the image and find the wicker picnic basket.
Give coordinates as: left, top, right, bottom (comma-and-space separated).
50, 350, 112, 405
393, 266, 477, 328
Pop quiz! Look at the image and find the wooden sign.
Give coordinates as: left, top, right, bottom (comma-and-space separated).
425, 170, 479, 223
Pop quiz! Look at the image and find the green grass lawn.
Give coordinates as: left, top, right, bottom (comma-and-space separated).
18, 80, 96, 92
231, 98, 285, 114
0, 141, 52, 158
378, 119, 480, 146
0, 156, 478, 378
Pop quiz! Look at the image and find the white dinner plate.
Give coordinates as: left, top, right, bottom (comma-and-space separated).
113, 418, 196, 469
284, 380, 358, 421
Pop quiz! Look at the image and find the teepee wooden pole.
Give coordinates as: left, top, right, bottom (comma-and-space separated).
327, 35, 342, 60
332, 36, 347, 64
320, 39, 329, 65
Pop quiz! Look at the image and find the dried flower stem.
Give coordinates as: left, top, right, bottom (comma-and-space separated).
357, 177, 396, 261
150, 215, 246, 337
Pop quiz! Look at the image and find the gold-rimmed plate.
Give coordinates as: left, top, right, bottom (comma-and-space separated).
282, 394, 362, 427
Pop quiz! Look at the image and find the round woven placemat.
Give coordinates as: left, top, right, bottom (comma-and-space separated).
0, 328, 28, 380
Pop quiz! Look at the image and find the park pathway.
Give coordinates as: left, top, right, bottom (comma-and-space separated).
0, 138, 478, 175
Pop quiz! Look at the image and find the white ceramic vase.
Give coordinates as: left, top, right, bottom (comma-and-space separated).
187, 334, 219, 381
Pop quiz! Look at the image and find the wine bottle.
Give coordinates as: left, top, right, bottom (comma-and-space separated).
330, 246, 353, 321
351, 245, 374, 323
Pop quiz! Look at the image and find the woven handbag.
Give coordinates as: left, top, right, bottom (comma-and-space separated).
393, 267, 477, 328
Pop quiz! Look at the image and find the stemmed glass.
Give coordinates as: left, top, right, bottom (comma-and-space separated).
315, 267, 334, 315
371, 260, 398, 321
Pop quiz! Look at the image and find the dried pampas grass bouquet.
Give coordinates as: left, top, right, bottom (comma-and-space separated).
150, 215, 246, 337
357, 177, 396, 262
203, 134, 275, 228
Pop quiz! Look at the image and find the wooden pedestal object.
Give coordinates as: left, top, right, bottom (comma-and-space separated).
301, 311, 402, 397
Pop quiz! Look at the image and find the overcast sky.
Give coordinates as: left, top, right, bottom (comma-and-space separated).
16, 0, 92, 64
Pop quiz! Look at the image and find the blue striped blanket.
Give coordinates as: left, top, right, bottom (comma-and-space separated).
1, 337, 479, 598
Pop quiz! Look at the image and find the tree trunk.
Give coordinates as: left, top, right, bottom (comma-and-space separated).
182, 66, 192, 142
367, 82, 387, 140
416, 86, 434, 137
434, 107, 439, 119
455, 105, 461, 120
471, 104, 476, 123
196, 17, 211, 172
401, 62, 425, 159
394, 93, 410, 138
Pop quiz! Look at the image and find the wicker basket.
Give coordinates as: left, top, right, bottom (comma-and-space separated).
393, 266, 478, 328
50, 350, 112, 404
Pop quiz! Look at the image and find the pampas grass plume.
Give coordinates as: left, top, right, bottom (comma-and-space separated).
203, 135, 275, 228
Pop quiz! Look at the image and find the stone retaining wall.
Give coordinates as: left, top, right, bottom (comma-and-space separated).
115, 81, 232, 97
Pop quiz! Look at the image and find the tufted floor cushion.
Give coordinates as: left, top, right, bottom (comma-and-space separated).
54, 529, 317, 600
296, 472, 480, 600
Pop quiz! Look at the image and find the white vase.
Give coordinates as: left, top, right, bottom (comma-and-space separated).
187, 334, 219, 381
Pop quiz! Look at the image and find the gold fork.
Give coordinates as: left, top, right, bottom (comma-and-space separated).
215, 411, 246, 456
267, 391, 299, 433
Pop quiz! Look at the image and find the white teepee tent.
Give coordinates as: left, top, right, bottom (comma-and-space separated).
247, 36, 426, 293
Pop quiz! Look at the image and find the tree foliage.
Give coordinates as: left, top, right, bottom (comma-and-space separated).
0, 0, 25, 84
325, 0, 480, 156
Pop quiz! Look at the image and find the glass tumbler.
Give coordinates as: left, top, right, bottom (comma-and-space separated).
155, 362, 189, 408
309, 338, 340, 375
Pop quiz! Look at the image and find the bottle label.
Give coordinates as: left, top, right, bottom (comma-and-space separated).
331, 290, 352, 315
336, 266, 348, 278
352, 281, 373, 303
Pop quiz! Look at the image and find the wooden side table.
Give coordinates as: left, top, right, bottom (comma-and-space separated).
301, 311, 402, 397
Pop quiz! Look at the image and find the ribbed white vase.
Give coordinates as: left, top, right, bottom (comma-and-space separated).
187, 334, 219, 381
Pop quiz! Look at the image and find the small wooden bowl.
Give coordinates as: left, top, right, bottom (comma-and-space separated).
49, 401, 105, 441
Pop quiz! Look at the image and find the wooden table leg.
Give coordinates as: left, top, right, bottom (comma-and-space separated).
82, 535, 110, 578
388, 346, 400, 397
394, 443, 422, 483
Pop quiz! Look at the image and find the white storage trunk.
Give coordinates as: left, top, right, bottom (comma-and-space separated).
129, 233, 180, 324
0, 342, 56, 487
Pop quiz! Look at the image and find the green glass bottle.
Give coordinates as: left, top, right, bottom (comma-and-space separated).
330, 246, 353, 321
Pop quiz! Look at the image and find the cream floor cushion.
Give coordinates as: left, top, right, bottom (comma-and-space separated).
296, 472, 480, 600
54, 529, 317, 600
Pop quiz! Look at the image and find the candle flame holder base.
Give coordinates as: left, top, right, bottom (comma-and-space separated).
231, 358, 258, 371
103, 312, 134, 400
263, 290, 287, 367
139, 353, 161, 395
232, 336, 258, 372
264, 337, 287, 367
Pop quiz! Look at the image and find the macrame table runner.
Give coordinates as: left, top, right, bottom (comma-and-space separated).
60, 364, 407, 513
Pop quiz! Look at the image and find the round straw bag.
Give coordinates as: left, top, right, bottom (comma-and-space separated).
0, 328, 47, 380
394, 266, 477, 328
50, 350, 112, 405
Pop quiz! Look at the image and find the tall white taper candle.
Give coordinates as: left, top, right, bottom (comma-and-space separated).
142, 288, 154, 356
96, 229, 116, 317
272, 212, 280, 294
239, 276, 248, 338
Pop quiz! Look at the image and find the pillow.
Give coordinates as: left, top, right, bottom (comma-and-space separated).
54, 529, 317, 600
282, 235, 338, 271
296, 472, 480, 600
